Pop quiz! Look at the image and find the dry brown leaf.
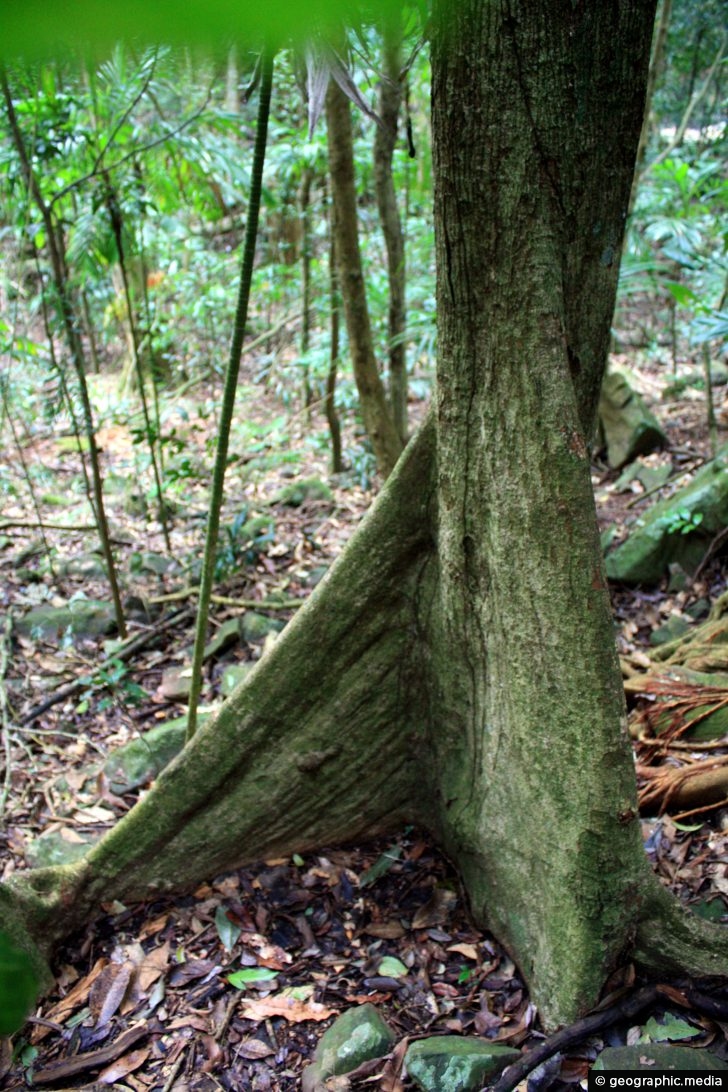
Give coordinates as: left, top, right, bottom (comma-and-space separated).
90, 961, 134, 1027
139, 913, 169, 940
236, 1038, 276, 1060
200, 1034, 224, 1072
411, 888, 457, 929
98, 1047, 150, 1084
379, 1036, 409, 1092
166, 1014, 210, 1032
364, 921, 406, 940
34, 957, 107, 1039
59, 827, 89, 844
447, 942, 479, 960
239, 992, 337, 1023
343, 992, 391, 1005
72, 804, 117, 824
137, 939, 171, 991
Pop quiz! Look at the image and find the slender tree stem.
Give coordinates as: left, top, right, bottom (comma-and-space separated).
1, 69, 127, 638
186, 46, 275, 741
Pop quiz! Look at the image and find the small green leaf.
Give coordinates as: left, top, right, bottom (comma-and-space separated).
215, 905, 242, 952
377, 956, 408, 978
642, 1015, 700, 1042
292, 853, 305, 867
359, 845, 403, 887
227, 967, 279, 989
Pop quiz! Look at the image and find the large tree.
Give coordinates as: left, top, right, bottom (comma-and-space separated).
3, 0, 727, 1030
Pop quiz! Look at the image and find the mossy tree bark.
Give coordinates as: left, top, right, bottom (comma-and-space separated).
3, 0, 727, 1031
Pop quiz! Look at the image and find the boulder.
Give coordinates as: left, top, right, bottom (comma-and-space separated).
302, 1004, 395, 1091
594, 1045, 728, 1071
15, 599, 116, 642
405, 1036, 519, 1092
599, 369, 666, 469
605, 447, 728, 584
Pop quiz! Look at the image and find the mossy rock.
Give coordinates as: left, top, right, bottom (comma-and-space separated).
662, 362, 728, 399
159, 665, 193, 700
58, 553, 108, 579
605, 446, 728, 584
405, 1037, 519, 1092
103, 718, 189, 792
204, 618, 242, 659
220, 663, 253, 697
310, 1004, 395, 1082
594, 1045, 728, 1071
650, 614, 692, 647
599, 368, 666, 469
614, 459, 673, 494
15, 600, 117, 642
240, 611, 284, 642
131, 551, 176, 575
26, 830, 100, 868
271, 477, 333, 507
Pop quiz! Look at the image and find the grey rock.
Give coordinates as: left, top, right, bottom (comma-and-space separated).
405, 1036, 519, 1092
605, 446, 728, 584
15, 600, 117, 642
594, 1045, 728, 1071
306, 1004, 395, 1086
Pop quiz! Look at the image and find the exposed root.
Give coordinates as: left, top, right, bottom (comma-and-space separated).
635, 876, 728, 982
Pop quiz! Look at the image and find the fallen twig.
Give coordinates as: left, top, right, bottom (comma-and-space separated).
490, 986, 659, 1092
19, 607, 194, 726
32, 1022, 149, 1084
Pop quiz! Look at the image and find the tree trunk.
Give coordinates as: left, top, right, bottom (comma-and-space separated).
325, 79, 403, 478
374, 19, 408, 443
2, 0, 727, 1031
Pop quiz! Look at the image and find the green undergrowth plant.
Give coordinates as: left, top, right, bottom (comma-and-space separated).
215, 507, 276, 580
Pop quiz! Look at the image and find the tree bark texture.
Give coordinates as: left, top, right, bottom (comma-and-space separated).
325, 79, 403, 478
2, 1, 727, 1030
373, 19, 408, 442
428, 0, 663, 1019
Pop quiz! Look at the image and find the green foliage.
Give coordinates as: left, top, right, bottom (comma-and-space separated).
227, 966, 279, 988
214, 905, 242, 952
620, 145, 727, 352
665, 507, 704, 535
215, 506, 275, 579
77, 657, 147, 713
1, 0, 407, 60
638, 1014, 701, 1043
0, 930, 39, 1036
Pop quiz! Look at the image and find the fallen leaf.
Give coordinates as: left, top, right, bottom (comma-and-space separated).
447, 942, 479, 960
34, 958, 107, 1039
139, 914, 169, 940
239, 990, 337, 1023
379, 1036, 409, 1092
137, 940, 171, 992
90, 961, 134, 1027
72, 805, 117, 824
411, 888, 457, 929
98, 1047, 150, 1083
236, 1038, 276, 1060
364, 921, 406, 940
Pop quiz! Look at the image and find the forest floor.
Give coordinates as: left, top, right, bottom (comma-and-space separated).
1, 342, 727, 1091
